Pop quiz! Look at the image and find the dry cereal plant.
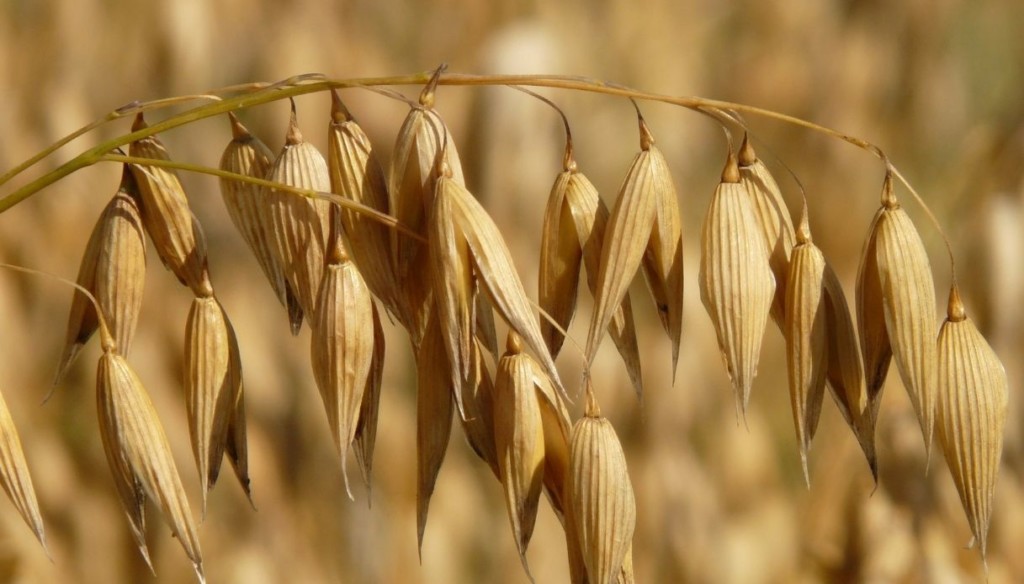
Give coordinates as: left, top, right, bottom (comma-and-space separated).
0, 64, 1012, 583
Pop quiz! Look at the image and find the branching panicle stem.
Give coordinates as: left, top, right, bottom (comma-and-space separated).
0, 69, 954, 275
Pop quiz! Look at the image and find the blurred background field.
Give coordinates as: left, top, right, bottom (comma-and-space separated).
0, 0, 1022, 582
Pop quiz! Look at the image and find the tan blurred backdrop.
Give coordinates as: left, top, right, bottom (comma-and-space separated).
0, 0, 1022, 582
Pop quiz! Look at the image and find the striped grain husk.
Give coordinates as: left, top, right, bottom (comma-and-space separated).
820, 265, 875, 479
184, 295, 242, 513
858, 174, 937, 457
540, 151, 642, 398
568, 388, 636, 584
310, 232, 374, 500
261, 107, 332, 324
388, 104, 463, 347
97, 351, 203, 581
415, 307, 454, 557
458, 339, 499, 477
936, 284, 1007, 564
353, 302, 385, 499
128, 114, 209, 294
699, 153, 776, 415
493, 333, 547, 578
57, 167, 146, 383
585, 115, 681, 382
738, 134, 795, 327
219, 113, 303, 331
784, 211, 828, 485
327, 91, 400, 317
0, 389, 46, 551
431, 168, 567, 400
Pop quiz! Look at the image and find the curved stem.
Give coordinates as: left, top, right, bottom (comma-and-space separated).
2, 70, 948, 268
886, 164, 957, 281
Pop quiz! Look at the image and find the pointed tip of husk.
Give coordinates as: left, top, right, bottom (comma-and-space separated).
880, 172, 898, 209
796, 201, 812, 244
331, 89, 354, 123
738, 132, 757, 167
721, 150, 741, 183
800, 448, 811, 489
636, 109, 655, 151
285, 101, 303, 145
337, 445, 355, 501
227, 112, 249, 141
53, 344, 83, 387
193, 560, 206, 584
419, 63, 447, 109
947, 282, 967, 322
131, 112, 147, 132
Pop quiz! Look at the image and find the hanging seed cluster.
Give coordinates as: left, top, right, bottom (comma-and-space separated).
0, 73, 1002, 582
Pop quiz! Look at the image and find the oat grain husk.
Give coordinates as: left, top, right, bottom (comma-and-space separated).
353, 302, 385, 499
416, 307, 454, 557
57, 168, 146, 383
0, 389, 46, 551
129, 114, 208, 293
327, 92, 400, 317
261, 107, 332, 324
936, 284, 1007, 564
219, 113, 302, 329
870, 175, 938, 456
310, 234, 374, 500
698, 153, 776, 415
494, 332, 546, 579
435, 170, 567, 400
569, 386, 636, 584
784, 211, 827, 485
541, 151, 642, 397
585, 116, 679, 384
738, 134, 795, 326
97, 351, 204, 581
184, 296, 242, 513
389, 104, 463, 345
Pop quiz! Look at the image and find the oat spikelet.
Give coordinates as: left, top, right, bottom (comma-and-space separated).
494, 332, 546, 579
585, 115, 678, 380
458, 339, 499, 477
184, 295, 241, 513
57, 167, 146, 383
540, 146, 642, 397
97, 351, 204, 581
435, 169, 567, 399
416, 307, 454, 557
310, 232, 374, 500
388, 97, 463, 346
261, 105, 332, 323
353, 302, 385, 500
0, 389, 46, 551
637, 119, 684, 381
219, 113, 302, 330
327, 91, 400, 316
784, 208, 828, 485
224, 369, 252, 504
428, 171, 476, 414
699, 152, 776, 415
569, 384, 636, 584
738, 134, 795, 326
128, 114, 208, 293
856, 196, 892, 432
873, 174, 938, 456
820, 265, 875, 479
936, 284, 1007, 564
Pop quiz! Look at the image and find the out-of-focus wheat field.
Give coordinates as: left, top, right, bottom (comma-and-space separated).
0, 0, 1022, 582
